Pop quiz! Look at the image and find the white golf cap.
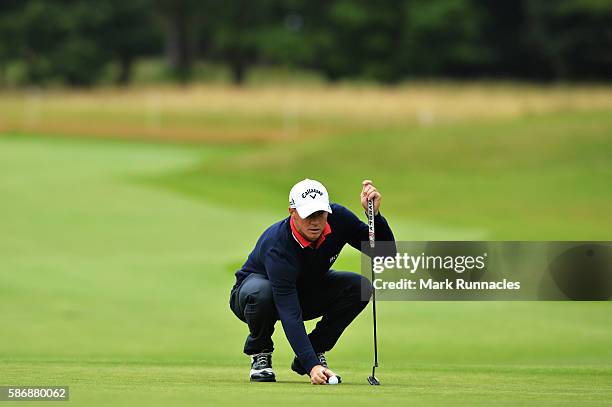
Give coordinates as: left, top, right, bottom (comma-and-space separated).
289, 178, 332, 219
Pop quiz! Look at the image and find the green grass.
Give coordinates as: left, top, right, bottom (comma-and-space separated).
1, 106, 611, 406
150, 110, 612, 239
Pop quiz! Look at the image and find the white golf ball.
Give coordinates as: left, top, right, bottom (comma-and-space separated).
328, 376, 339, 385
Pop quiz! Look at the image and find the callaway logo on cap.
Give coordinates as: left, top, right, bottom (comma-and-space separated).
289, 179, 333, 218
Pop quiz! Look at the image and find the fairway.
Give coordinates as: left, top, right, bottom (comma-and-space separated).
1, 101, 611, 405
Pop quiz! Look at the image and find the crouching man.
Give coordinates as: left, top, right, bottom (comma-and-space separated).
229, 179, 395, 384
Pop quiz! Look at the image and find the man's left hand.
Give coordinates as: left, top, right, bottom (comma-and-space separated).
360, 179, 381, 216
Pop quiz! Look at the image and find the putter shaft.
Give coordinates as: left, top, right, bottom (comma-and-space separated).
367, 198, 380, 385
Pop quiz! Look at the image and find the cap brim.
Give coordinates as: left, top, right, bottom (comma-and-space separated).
296, 203, 332, 219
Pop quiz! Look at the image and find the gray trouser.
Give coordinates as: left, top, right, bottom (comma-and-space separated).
229, 271, 372, 355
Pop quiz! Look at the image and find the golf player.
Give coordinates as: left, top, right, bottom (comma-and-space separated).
229, 179, 395, 384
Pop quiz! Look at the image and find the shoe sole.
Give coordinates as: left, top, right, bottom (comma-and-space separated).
250, 377, 276, 382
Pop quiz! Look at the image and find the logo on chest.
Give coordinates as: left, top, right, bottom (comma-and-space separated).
329, 253, 339, 263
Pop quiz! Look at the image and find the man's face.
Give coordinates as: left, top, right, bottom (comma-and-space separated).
289, 208, 328, 242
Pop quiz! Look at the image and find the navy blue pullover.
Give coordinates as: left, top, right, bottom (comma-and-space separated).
234, 203, 396, 374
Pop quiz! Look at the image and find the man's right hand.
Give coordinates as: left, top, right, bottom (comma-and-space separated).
309, 364, 336, 385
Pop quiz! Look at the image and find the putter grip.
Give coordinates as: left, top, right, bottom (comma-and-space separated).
367, 199, 375, 248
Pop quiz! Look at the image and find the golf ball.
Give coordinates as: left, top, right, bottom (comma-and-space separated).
328, 376, 339, 385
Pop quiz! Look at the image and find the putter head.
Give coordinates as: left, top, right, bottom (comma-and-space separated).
367, 376, 380, 385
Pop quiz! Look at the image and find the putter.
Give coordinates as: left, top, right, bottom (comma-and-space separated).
367, 198, 381, 386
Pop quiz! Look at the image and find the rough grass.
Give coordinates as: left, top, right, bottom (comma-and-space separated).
2, 83, 612, 142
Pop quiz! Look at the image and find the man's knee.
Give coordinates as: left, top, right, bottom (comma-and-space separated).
358, 275, 373, 301
241, 277, 277, 318
340, 272, 373, 302
352, 274, 373, 302
247, 280, 273, 306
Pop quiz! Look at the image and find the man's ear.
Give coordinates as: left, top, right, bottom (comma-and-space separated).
288, 208, 294, 216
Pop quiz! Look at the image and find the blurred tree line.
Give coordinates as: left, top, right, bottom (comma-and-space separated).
1, 0, 611, 86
